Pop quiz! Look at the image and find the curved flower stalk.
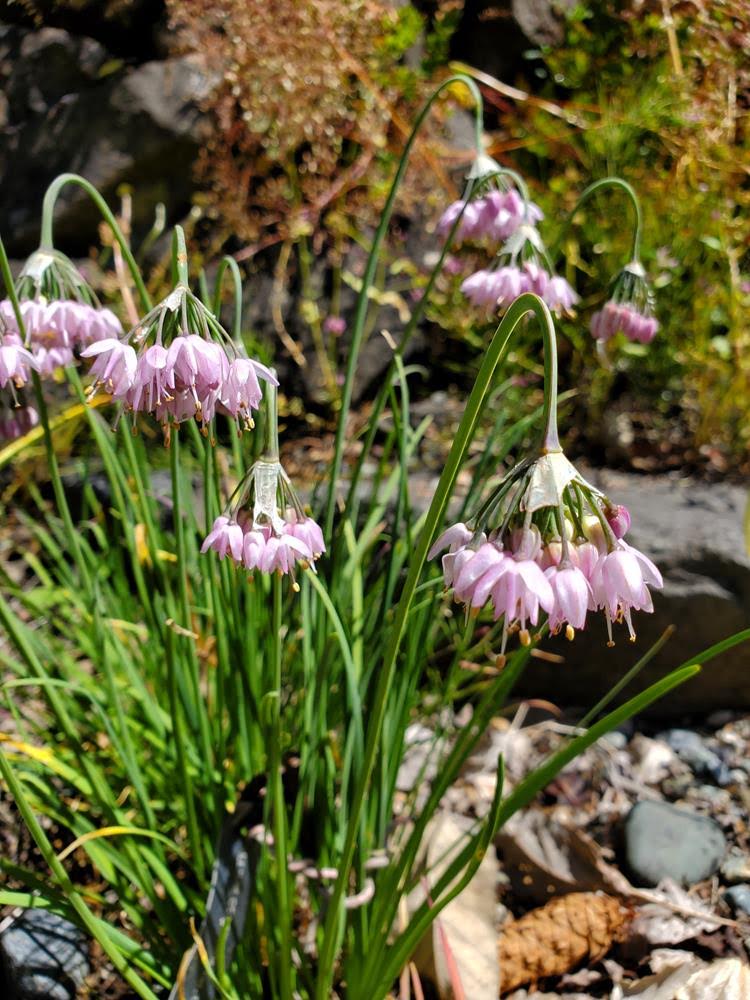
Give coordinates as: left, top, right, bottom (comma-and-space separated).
201, 382, 324, 588
429, 294, 662, 656
555, 177, 658, 347
0, 248, 121, 389
441, 153, 578, 318
590, 261, 659, 344
81, 230, 276, 440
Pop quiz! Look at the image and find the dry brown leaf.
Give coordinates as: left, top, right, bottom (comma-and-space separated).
497, 811, 633, 904
498, 892, 629, 996
411, 812, 500, 999
621, 954, 750, 997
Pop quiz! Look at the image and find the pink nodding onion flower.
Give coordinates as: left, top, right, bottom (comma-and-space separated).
201, 463, 325, 588
458, 219, 579, 318
80, 281, 276, 440
201, 381, 324, 589
429, 329, 661, 658
590, 262, 659, 345
0, 249, 124, 384
431, 453, 661, 655
437, 152, 543, 248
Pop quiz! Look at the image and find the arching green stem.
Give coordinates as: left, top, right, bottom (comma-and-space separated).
340, 175, 478, 529
171, 226, 189, 287
555, 176, 643, 263
213, 255, 244, 339
315, 293, 559, 997
323, 73, 485, 538
39, 172, 152, 311
483, 165, 532, 212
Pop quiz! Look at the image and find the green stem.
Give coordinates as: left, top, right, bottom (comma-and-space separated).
340, 177, 477, 529
555, 176, 643, 263
39, 173, 152, 311
323, 73, 484, 538
213, 256, 244, 339
315, 292, 556, 997
169, 432, 207, 879
577, 625, 676, 729
269, 572, 292, 1000
172, 226, 190, 286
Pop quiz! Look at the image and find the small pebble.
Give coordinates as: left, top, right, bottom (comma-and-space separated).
722, 848, 750, 885
0, 910, 89, 1000
659, 728, 733, 786
687, 784, 732, 810
725, 884, 750, 916
624, 800, 727, 887
601, 730, 628, 750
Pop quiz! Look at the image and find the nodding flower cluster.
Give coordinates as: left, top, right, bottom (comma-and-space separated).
429, 450, 662, 659
0, 249, 125, 439
437, 156, 578, 318
0, 250, 122, 397
590, 262, 659, 345
81, 283, 276, 439
201, 458, 325, 588
437, 186, 543, 244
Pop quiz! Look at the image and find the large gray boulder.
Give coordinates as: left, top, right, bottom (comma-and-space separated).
0, 26, 213, 254
526, 469, 750, 713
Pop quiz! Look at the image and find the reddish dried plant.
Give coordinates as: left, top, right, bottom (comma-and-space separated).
166, 0, 443, 248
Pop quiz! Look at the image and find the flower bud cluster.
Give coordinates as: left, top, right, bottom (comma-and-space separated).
590, 263, 658, 344
201, 459, 325, 587
81, 284, 276, 439
430, 451, 662, 656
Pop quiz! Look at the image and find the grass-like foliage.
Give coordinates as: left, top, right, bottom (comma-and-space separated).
0, 75, 745, 1000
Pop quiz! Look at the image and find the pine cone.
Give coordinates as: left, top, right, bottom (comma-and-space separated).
499, 891, 629, 995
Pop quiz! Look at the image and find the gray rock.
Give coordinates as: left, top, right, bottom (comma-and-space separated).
624, 800, 726, 887
659, 729, 733, 786
521, 470, 750, 714
724, 884, 750, 916
0, 26, 214, 255
0, 909, 89, 999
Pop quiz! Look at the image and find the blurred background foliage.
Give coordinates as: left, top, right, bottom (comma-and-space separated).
1, 0, 748, 475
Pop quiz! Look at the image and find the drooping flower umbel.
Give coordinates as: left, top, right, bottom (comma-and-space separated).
429, 294, 662, 658
590, 261, 659, 345
439, 154, 578, 318
81, 280, 276, 440
0, 248, 122, 390
201, 381, 325, 586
